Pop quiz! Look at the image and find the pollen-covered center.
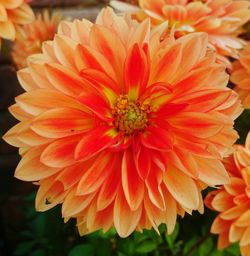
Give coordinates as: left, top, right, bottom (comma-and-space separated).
112, 95, 150, 135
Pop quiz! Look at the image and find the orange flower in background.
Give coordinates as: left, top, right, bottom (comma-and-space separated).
230, 42, 250, 108
3, 7, 242, 237
205, 132, 250, 256
0, 0, 34, 48
111, 0, 250, 65
12, 10, 61, 69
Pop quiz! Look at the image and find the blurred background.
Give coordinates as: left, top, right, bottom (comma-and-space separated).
0, 1, 250, 255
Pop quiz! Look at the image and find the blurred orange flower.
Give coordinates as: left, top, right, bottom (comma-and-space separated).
205, 132, 250, 256
0, 0, 34, 48
111, 0, 250, 65
12, 11, 61, 69
3, 8, 242, 237
230, 42, 250, 108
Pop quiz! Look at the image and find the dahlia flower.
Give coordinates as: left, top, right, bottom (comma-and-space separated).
230, 42, 250, 108
111, 0, 250, 63
0, 0, 34, 48
3, 7, 242, 237
12, 11, 61, 69
205, 132, 250, 256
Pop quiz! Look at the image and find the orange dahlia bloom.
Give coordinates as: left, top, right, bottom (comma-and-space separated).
0, 0, 34, 48
111, 0, 250, 62
3, 7, 242, 237
230, 42, 250, 108
12, 11, 61, 69
205, 132, 250, 256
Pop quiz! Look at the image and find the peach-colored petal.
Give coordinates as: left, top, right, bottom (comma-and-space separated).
196, 157, 229, 186
8, 3, 34, 24
114, 188, 142, 237
164, 165, 199, 209
62, 188, 95, 218
122, 150, 144, 210
16, 89, 85, 116
0, 0, 34, 43
76, 152, 113, 195
31, 108, 94, 138
15, 146, 60, 181
41, 135, 83, 168
0, 19, 15, 39
240, 226, 250, 246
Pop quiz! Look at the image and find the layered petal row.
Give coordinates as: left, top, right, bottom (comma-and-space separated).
0, 0, 34, 47
3, 7, 242, 237
205, 132, 250, 256
231, 42, 250, 108
12, 10, 61, 69
111, 0, 250, 66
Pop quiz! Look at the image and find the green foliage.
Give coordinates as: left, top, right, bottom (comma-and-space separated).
69, 244, 94, 256
13, 192, 244, 256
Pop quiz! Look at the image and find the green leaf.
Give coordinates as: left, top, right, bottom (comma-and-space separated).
14, 241, 36, 255
183, 236, 198, 254
198, 237, 213, 256
135, 240, 157, 254
118, 252, 127, 256
118, 239, 135, 255
221, 243, 240, 256
166, 223, 179, 249
68, 244, 94, 256
30, 249, 46, 256
95, 240, 112, 256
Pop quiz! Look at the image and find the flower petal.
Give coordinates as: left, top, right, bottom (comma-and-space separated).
141, 126, 173, 151
76, 152, 113, 195
62, 188, 95, 217
114, 188, 142, 238
90, 24, 126, 88
164, 165, 199, 209
31, 108, 94, 138
16, 88, 85, 116
45, 63, 86, 97
75, 126, 118, 161
15, 146, 60, 181
41, 134, 82, 168
124, 43, 149, 100
97, 155, 121, 210
122, 149, 144, 210
196, 157, 230, 186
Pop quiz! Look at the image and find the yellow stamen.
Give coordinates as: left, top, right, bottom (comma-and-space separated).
112, 95, 152, 135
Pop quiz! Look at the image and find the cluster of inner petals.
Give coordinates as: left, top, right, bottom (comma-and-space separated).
112, 95, 151, 135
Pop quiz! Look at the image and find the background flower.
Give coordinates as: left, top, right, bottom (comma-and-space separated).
12, 10, 61, 69
205, 132, 250, 256
111, 0, 250, 66
231, 42, 250, 109
0, 0, 34, 48
3, 7, 242, 238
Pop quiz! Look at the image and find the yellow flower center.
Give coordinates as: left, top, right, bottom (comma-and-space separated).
112, 95, 151, 135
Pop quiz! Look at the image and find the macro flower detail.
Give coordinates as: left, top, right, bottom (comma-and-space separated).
230, 42, 250, 108
12, 10, 61, 69
205, 132, 250, 256
3, 7, 242, 237
0, 0, 34, 48
111, 0, 250, 65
